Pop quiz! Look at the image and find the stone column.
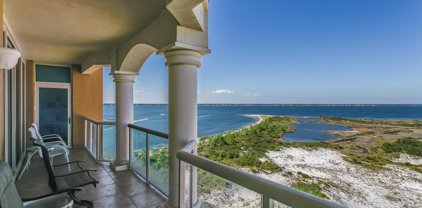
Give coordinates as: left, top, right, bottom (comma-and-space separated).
165, 49, 202, 208
111, 71, 138, 171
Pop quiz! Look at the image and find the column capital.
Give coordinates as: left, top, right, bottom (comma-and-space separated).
111, 71, 138, 83
164, 49, 202, 68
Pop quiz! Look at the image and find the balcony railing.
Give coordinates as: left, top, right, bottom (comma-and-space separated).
128, 124, 169, 196
84, 117, 116, 161
84, 119, 344, 207
177, 140, 345, 208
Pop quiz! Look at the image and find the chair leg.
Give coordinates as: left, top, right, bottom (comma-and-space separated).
18, 150, 40, 180
68, 191, 94, 208
65, 153, 71, 172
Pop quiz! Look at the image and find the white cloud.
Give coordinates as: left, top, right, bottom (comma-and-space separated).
211, 89, 236, 95
243, 93, 264, 97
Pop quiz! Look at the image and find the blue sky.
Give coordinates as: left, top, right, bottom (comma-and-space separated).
104, 0, 422, 104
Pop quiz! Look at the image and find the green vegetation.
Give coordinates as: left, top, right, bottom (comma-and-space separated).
283, 141, 340, 149
291, 182, 327, 199
322, 116, 422, 128
134, 147, 169, 193
197, 169, 228, 194
381, 137, 422, 156
198, 116, 294, 172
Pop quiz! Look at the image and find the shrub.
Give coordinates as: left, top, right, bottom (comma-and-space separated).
381, 137, 422, 156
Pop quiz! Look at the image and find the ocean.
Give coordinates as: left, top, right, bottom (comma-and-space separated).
104, 104, 422, 136
101, 104, 422, 161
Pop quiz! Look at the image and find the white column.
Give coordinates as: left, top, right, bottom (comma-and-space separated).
165, 49, 202, 208
111, 71, 138, 171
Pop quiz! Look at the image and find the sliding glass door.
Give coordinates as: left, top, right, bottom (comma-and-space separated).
36, 83, 71, 147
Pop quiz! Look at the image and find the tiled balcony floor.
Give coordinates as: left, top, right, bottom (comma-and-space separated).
16, 148, 167, 208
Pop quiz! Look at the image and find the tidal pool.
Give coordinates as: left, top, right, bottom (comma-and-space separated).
284, 117, 351, 142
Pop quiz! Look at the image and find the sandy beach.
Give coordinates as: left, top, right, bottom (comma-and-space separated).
222, 114, 265, 135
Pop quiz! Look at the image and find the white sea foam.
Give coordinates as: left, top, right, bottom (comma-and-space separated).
133, 118, 149, 123
199, 115, 213, 118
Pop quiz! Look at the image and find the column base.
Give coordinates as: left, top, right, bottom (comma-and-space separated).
110, 160, 129, 172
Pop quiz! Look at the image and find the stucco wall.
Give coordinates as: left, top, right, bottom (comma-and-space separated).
72, 65, 103, 148
25, 60, 35, 146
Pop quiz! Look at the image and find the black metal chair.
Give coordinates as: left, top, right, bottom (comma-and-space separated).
33, 140, 99, 207
0, 161, 77, 208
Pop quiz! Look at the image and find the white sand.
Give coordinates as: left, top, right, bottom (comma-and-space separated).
238, 115, 264, 131
392, 154, 422, 165
223, 114, 264, 135
199, 148, 422, 208
264, 148, 422, 208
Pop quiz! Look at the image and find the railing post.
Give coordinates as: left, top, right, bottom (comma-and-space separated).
93, 123, 97, 159
84, 120, 87, 149
88, 122, 93, 153
262, 195, 272, 208
178, 160, 186, 208
96, 124, 101, 160
146, 133, 150, 182
189, 164, 193, 208
129, 126, 132, 168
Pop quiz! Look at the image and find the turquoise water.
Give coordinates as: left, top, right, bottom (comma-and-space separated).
284, 117, 351, 142
105, 104, 422, 137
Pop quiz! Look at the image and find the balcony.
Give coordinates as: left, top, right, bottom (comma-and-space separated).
16, 148, 167, 208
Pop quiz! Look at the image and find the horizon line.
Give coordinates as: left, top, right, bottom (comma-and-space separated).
103, 103, 422, 105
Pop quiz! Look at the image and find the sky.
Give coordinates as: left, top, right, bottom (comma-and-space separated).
103, 0, 422, 104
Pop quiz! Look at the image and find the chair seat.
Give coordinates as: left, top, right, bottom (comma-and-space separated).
23, 193, 73, 208
55, 172, 96, 192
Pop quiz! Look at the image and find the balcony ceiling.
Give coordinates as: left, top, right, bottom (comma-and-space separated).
4, 0, 166, 64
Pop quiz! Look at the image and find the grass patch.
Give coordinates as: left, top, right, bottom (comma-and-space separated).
198, 169, 228, 193
291, 182, 327, 199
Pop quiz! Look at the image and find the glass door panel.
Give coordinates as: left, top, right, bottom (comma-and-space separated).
38, 88, 69, 145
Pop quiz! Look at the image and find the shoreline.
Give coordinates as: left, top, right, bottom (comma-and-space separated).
220, 114, 265, 136
238, 114, 265, 130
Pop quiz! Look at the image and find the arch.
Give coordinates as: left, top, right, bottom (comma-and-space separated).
118, 43, 157, 72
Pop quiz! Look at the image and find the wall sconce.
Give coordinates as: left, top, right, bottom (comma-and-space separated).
0, 48, 21, 70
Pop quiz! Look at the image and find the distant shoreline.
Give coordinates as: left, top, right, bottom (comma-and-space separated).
103, 103, 422, 106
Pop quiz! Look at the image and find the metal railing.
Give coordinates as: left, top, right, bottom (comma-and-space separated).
128, 124, 169, 196
84, 117, 116, 161
177, 140, 345, 208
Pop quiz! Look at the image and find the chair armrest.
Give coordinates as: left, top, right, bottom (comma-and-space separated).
44, 140, 66, 147
54, 160, 85, 170
54, 169, 97, 178
53, 160, 85, 167
42, 134, 62, 138
43, 137, 65, 143
21, 187, 82, 201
